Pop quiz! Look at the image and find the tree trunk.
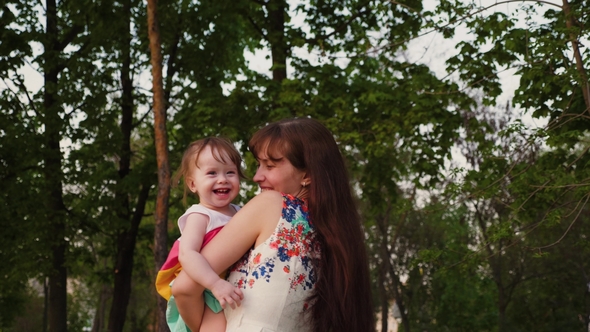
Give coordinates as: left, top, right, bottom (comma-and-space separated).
562, 0, 590, 109
378, 261, 388, 332
106, 0, 139, 329
391, 272, 410, 332
44, 0, 68, 331
377, 215, 389, 332
147, 0, 171, 330
385, 196, 412, 332
43, 278, 48, 332
376, 209, 410, 332
267, 0, 287, 83
495, 241, 507, 332
91, 284, 110, 332
265, 0, 295, 116
108, 183, 151, 332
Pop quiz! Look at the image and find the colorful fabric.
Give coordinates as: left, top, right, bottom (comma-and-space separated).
156, 226, 225, 332
165, 288, 222, 332
155, 226, 223, 301
156, 203, 238, 299
224, 194, 321, 332
166, 291, 191, 332
155, 204, 239, 332
204, 289, 223, 313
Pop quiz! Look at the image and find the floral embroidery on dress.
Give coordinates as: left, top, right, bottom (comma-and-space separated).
230, 194, 320, 292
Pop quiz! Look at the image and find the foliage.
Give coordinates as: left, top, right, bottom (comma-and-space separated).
1, 0, 589, 331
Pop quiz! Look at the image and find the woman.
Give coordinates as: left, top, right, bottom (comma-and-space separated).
172, 118, 375, 331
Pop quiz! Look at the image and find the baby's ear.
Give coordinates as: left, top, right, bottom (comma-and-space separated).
186, 177, 197, 193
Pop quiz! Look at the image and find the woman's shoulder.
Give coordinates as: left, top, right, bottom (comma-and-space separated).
238, 191, 286, 220
246, 190, 284, 207
231, 191, 285, 235
246, 191, 305, 207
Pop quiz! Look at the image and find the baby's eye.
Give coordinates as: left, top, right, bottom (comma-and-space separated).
207, 171, 216, 175
227, 170, 236, 175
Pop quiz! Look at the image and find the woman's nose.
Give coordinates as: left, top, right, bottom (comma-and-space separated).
252, 169, 263, 183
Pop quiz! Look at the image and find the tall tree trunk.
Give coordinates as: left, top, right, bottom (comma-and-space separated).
91, 284, 110, 332
376, 207, 410, 332
265, 0, 295, 116
106, 0, 134, 329
495, 248, 506, 331
478, 212, 506, 331
267, 0, 287, 83
387, 193, 414, 332
376, 214, 389, 332
147, 0, 171, 330
44, 0, 68, 331
108, 183, 151, 332
562, 0, 589, 109
477, 210, 518, 331
43, 277, 49, 332
391, 274, 410, 332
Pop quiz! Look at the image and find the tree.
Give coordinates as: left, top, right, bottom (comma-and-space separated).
437, 1, 590, 327
0, 4, 46, 329
4, 1, 588, 331
146, 0, 170, 329
1, 0, 158, 330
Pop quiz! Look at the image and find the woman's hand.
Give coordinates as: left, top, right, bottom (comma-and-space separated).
210, 279, 244, 309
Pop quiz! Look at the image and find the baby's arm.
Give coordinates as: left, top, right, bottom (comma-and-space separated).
178, 213, 243, 308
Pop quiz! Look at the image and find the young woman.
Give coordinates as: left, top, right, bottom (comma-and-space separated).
172, 118, 374, 331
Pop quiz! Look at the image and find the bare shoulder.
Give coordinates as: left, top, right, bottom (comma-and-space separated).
235, 191, 283, 231
237, 190, 284, 218
243, 191, 284, 245
245, 190, 284, 207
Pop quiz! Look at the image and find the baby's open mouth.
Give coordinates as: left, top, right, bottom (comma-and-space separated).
214, 189, 230, 194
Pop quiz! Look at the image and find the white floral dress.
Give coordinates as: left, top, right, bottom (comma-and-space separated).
224, 194, 321, 332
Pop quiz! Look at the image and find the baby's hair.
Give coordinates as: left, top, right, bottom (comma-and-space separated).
173, 137, 245, 205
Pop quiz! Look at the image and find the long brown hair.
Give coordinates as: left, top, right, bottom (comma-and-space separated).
173, 137, 245, 205
249, 118, 375, 332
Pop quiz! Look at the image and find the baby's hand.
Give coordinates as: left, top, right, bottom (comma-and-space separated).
210, 279, 244, 309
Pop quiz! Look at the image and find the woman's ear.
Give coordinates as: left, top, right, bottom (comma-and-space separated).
302, 173, 311, 187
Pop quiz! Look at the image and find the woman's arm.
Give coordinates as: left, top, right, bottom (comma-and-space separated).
200, 190, 284, 274
173, 191, 283, 327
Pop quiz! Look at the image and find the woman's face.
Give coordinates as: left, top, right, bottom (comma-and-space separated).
253, 148, 307, 198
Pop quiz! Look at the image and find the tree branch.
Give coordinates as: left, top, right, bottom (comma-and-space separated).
58, 24, 84, 52
562, 0, 590, 109
348, 0, 563, 59
306, 5, 371, 45
534, 192, 590, 250
246, 15, 268, 42
15, 76, 39, 118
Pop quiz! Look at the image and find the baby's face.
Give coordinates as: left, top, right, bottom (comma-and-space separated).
189, 145, 240, 213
